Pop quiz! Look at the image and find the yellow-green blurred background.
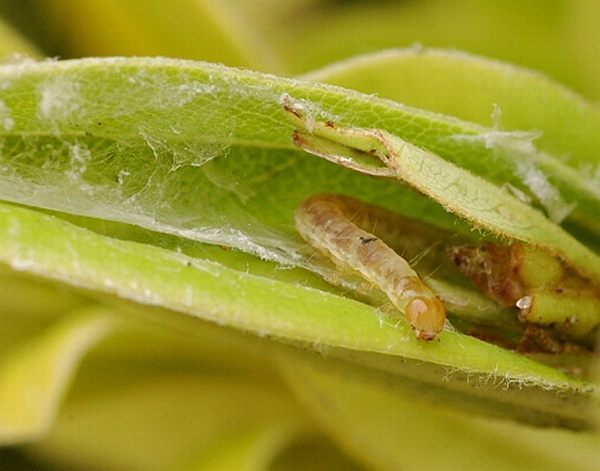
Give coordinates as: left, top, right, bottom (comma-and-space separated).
1, 0, 599, 101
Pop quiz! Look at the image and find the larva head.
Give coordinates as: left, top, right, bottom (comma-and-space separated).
406, 296, 446, 341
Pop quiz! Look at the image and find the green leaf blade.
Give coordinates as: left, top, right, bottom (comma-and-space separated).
0, 203, 595, 433
1, 56, 598, 262
0, 55, 598, 437
0, 308, 117, 444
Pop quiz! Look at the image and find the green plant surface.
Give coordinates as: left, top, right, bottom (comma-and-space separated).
0, 307, 118, 444
0, 56, 598, 249
280, 352, 600, 471
300, 48, 600, 167
0, 16, 40, 57
0, 2, 599, 470
0, 51, 598, 448
4, 1, 599, 99
287, 108, 600, 283
31, 0, 282, 73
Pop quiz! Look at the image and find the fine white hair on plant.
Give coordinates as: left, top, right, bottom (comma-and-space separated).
0, 100, 14, 131
37, 77, 83, 123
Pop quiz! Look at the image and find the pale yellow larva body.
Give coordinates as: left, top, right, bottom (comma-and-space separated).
296, 193, 446, 340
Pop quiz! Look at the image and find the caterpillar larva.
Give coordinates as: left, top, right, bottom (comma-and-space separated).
296, 193, 446, 340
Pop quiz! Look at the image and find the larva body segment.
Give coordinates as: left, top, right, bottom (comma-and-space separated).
296, 193, 446, 340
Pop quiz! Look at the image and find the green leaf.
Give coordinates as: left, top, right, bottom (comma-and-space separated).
301, 48, 600, 170
0, 55, 597, 256
280, 352, 600, 471
287, 112, 600, 286
0, 268, 88, 355
0, 307, 117, 444
0, 2, 599, 469
179, 424, 302, 471
28, 373, 308, 471
22, 309, 361, 470
261, 0, 582, 91
0, 54, 598, 438
34, 0, 282, 72
0, 16, 41, 57
569, 0, 600, 101
0, 203, 595, 432
180, 424, 365, 471
304, 52, 600, 246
